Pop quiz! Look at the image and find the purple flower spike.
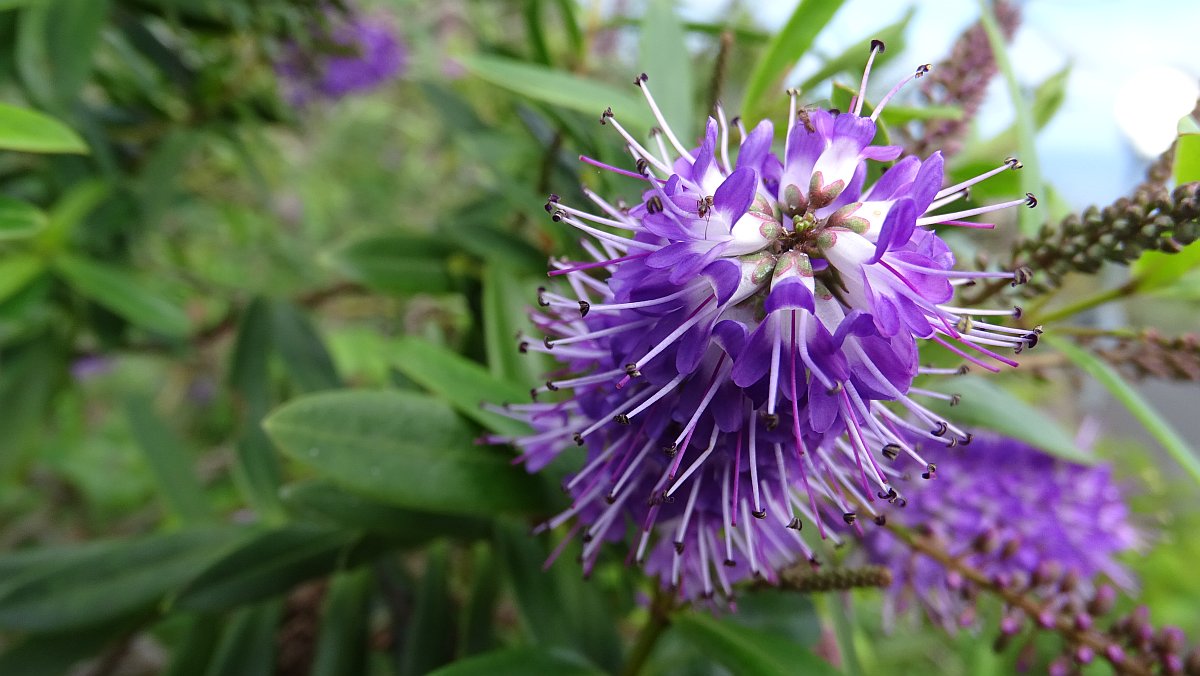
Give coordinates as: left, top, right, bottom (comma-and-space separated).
276, 7, 406, 107
487, 44, 1043, 601
863, 434, 1139, 631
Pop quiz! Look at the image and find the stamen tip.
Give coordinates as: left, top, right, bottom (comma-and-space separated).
1024, 192, 1038, 208
870, 39, 886, 53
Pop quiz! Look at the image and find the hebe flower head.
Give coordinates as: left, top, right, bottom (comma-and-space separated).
276, 6, 406, 106
862, 434, 1139, 631
487, 43, 1042, 601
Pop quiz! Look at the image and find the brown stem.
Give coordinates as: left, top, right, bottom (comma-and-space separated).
707, 30, 734, 115
885, 524, 1152, 676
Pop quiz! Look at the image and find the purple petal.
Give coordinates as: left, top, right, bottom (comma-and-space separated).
736, 119, 774, 172
713, 167, 758, 225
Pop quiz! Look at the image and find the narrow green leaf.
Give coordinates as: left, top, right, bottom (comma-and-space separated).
742, 0, 846, 122
0, 528, 242, 632
163, 615, 222, 676
1173, 120, 1200, 183
329, 233, 455, 295
125, 394, 213, 523
390, 336, 532, 437
271, 300, 341, 392
482, 265, 545, 386
640, 0, 694, 139
15, 0, 108, 108
312, 569, 373, 676
230, 298, 285, 518
673, 612, 839, 676
0, 618, 140, 674
34, 179, 109, 252
55, 255, 190, 337
264, 389, 551, 517
281, 481, 490, 546
493, 522, 622, 669
0, 254, 46, 304
458, 543, 500, 658
923, 376, 1092, 464
428, 647, 604, 676
460, 54, 655, 131
1133, 240, 1200, 293
0, 102, 87, 153
0, 196, 47, 239
1045, 335, 1200, 486
978, 0, 1042, 236
400, 542, 456, 676
878, 104, 963, 124
797, 11, 913, 93
203, 601, 283, 676
174, 525, 360, 612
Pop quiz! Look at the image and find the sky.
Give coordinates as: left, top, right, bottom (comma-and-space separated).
676, 0, 1200, 209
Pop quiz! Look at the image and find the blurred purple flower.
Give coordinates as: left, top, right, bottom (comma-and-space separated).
863, 434, 1139, 631
487, 43, 1040, 601
71, 355, 113, 382
276, 8, 406, 106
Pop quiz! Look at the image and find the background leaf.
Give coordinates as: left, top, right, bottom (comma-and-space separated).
460, 54, 656, 131
672, 612, 839, 676
0, 102, 87, 153
264, 389, 552, 517
1046, 335, 1200, 486
923, 376, 1093, 464
741, 0, 846, 122
639, 0, 694, 139
55, 255, 191, 337
428, 646, 604, 676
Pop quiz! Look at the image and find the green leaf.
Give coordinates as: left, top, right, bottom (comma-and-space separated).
0, 196, 47, 239
126, 394, 213, 523
1133, 240, 1200, 293
271, 300, 341, 392
639, 0, 694, 139
0, 102, 87, 153
428, 647, 604, 676
174, 525, 362, 612
1173, 118, 1200, 183
229, 299, 285, 518
163, 615, 223, 676
0, 618, 141, 674
460, 54, 655, 131
978, 0, 1042, 236
458, 543, 500, 658
0, 254, 46, 304
312, 569, 373, 676
15, 0, 108, 109
34, 179, 109, 252
742, 0, 846, 122
281, 481, 490, 546
1045, 335, 1200, 487
55, 254, 190, 337
329, 234, 455, 295
493, 521, 621, 669
673, 612, 839, 676
0, 528, 242, 632
263, 389, 551, 517
923, 376, 1093, 464
797, 11, 913, 93
390, 336, 532, 437
400, 542, 456, 676
203, 601, 283, 676
482, 265, 546, 386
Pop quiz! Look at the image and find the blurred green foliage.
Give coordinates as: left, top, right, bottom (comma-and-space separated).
0, 1, 1197, 674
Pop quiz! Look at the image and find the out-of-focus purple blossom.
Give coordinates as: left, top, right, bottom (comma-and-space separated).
863, 434, 1139, 631
71, 355, 113, 382
485, 43, 1042, 602
276, 8, 406, 106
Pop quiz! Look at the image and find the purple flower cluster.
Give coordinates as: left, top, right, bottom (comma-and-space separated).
487, 45, 1041, 601
276, 8, 406, 106
863, 434, 1138, 631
